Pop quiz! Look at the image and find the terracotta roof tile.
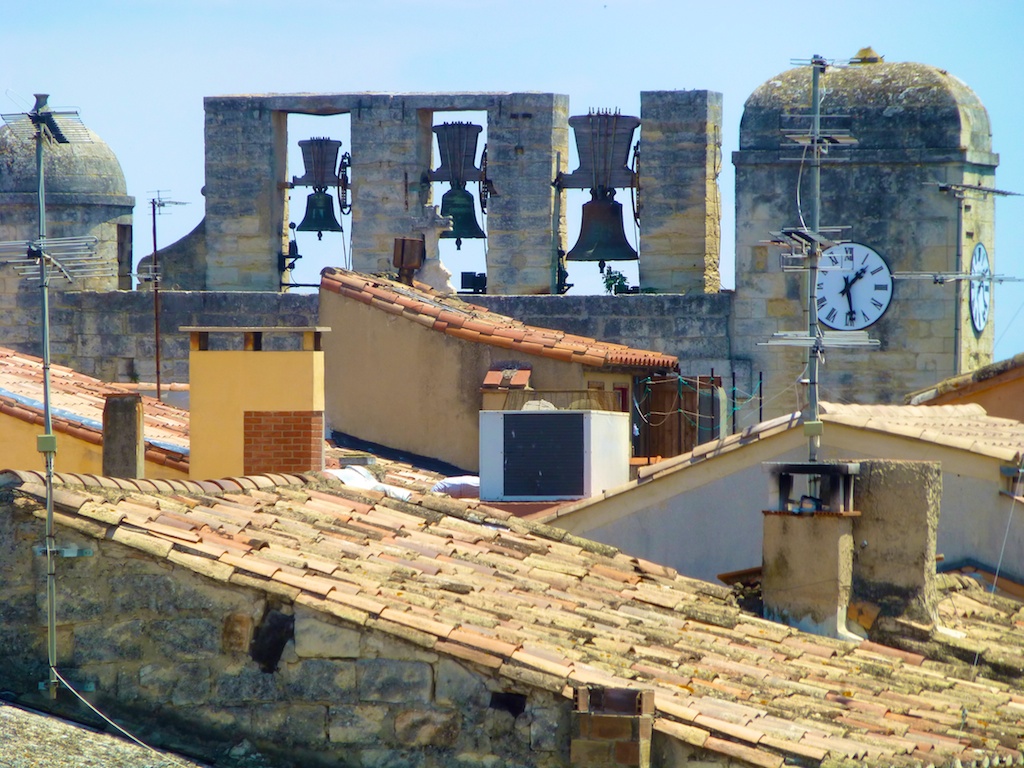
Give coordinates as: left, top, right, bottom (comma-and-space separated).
0, 347, 190, 470
5, 469, 1024, 768
320, 268, 677, 371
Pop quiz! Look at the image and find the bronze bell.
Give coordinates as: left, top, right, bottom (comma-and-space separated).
439, 187, 486, 250
296, 191, 344, 240
566, 189, 638, 263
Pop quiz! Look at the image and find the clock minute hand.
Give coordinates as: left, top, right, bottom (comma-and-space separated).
839, 267, 867, 324
840, 276, 855, 316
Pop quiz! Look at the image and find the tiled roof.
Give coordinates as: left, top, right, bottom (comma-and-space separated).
0, 347, 189, 473
907, 352, 1024, 404
320, 268, 679, 371
0, 701, 209, 768
4, 468, 1024, 768
818, 402, 1024, 463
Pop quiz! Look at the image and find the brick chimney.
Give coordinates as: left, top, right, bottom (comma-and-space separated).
571, 687, 653, 768
186, 327, 328, 479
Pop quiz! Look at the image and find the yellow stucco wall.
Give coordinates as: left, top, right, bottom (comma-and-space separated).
189, 350, 324, 479
0, 413, 188, 480
319, 293, 633, 472
926, 373, 1024, 423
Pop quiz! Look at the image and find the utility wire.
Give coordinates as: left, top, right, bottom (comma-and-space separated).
51, 667, 198, 768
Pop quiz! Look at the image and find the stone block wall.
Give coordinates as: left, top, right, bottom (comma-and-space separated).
203, 97, 288, 291
0, 506, 573, 767
1, 289, 318, 384
471, 293, 733, 375
348, 95, 434, 275
484, 93, 570, 294
470, 293, 764, 426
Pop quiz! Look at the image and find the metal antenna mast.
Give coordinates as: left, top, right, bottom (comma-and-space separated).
761, 56, 877, 492
147, 191, 186, 401
0, 94, 108, 700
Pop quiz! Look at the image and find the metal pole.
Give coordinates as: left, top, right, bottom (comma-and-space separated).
152, 198, 162, 401
551, 151, 562, 295
759, 371, 763, 423
953, 191, 965, 374
35, 117, 58, 701
807, 55, 825, 466
731, 371, 736, 435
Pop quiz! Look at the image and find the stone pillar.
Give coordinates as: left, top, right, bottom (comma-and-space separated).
762, 512, 856, 639
571, 687, 653, 768
349, 96, 433, 275
203, 96, 288, 291
485, 93, 570, 294
102, 393, 145, 478
852, 460, 940, 624
638, 91, 723, 294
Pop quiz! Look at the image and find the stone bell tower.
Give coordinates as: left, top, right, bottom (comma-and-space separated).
732, 51, 998, 420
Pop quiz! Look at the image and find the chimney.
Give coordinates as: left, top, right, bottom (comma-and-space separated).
186, 326, 328, 479
761, 462, 861, 640
102, 393, 145, 478
762, 460, 942, 639
850, 460, 940, 625
571, 687, 653, 768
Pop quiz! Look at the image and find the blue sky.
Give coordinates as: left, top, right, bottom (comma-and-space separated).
5, 0, 1024, 360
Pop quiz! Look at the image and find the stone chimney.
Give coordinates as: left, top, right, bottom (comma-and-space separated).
851, 460, 940, 624
102, 393, 145, 478
186, 326, 328, 479
761, 462, 861, 640
761, 460, 941, 639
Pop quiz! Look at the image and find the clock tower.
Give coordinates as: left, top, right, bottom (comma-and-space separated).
731, 51, 998, 423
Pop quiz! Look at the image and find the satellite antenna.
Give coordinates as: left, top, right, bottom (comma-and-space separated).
0, 94, 108, 700
147, 191, 187, 402
759, 57, 878, 488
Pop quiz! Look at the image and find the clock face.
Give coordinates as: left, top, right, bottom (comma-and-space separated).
816, 243, 893, 331
969, 242, 991, 333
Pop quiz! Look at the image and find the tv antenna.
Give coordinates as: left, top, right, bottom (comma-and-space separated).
0, 94, 109, 700
146, 191, 187, 402
760, 57, 878, 486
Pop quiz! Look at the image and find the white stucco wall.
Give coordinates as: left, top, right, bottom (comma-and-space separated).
549, 426, 1023, 585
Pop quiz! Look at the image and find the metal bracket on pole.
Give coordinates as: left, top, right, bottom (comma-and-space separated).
38, 680, 95, 693
32, 545, 94, 558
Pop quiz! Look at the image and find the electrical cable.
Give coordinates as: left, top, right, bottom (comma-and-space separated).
51, 667, 196, 768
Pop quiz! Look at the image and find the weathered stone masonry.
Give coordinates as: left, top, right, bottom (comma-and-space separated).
0, 503, 573, 768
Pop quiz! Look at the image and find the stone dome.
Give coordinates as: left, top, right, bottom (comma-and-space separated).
740, 56, 992, 154
0, 124, 128, 197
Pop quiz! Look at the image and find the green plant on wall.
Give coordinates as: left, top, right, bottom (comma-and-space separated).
602, 267, 630, 295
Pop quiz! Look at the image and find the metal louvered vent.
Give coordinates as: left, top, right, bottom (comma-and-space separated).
503, 412, 585, 497
479, 410, 631, 502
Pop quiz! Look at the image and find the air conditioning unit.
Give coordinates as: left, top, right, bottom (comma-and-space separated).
479, 410, 630, 501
